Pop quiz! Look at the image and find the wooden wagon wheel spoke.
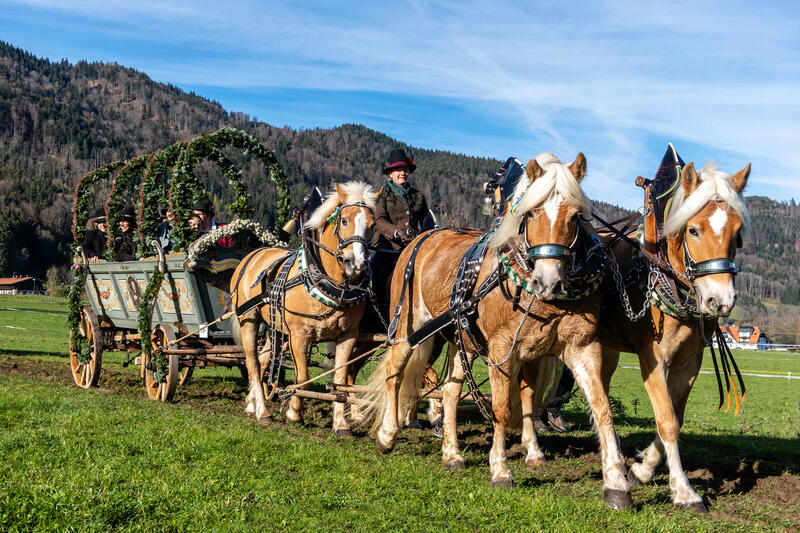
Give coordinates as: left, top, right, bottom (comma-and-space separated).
178, 364, 194, 386
69, 306, 103, 389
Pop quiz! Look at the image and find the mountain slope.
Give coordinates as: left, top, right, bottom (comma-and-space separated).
0, 40, 795, 315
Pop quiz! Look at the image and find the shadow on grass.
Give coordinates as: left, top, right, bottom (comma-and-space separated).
0, 306, 68, 315
0, 349, 69, 358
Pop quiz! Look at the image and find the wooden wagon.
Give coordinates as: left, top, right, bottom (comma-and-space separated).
71, 234, 263, 401
67, 128, 290, 401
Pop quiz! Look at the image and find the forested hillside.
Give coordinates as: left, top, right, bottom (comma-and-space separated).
0, 41, 797, 321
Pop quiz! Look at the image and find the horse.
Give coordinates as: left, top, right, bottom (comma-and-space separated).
525, 160, 750, 512
362, 153, 636, 509
600, 161, 750, 511
230, 182, 377, 437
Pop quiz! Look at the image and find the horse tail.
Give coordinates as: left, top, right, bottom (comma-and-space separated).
359, 342, 431, 435
396, 343, 431, 429
358, 353, 388, 431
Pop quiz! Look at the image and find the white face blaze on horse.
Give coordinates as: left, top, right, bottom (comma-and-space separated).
490, 152, 590, 300
663, 161, 750, 316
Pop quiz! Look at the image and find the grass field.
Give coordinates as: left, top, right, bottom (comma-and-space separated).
0, 295, 798, 531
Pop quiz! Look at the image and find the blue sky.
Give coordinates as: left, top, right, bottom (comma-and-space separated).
2, 0, 799, 208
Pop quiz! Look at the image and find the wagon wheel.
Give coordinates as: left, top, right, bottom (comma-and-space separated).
69, 306, 103, 388
144, 324, 180, 402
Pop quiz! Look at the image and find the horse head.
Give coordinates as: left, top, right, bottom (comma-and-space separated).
662, 162, 750, 316
304, 181, 377, 280
491, 152, 590, 300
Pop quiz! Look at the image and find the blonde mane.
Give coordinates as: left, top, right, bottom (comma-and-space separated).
303, 181, 378, 231
490, 152, 591, 249
663, 162, 750, 236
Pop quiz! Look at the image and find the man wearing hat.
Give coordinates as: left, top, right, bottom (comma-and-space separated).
191, 197, 216, 234
374, 148, 432, 250
115, 205, 138, 261
82, 209, 108, 262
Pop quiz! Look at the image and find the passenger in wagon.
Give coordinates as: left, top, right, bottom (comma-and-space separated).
82, 209, 107, 262
154, 207, 176, 254
115, 206, 138, 261
191, 197, 216, 234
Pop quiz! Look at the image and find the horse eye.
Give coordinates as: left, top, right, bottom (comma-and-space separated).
688, 227, 699, 237
341, 218, 348, 226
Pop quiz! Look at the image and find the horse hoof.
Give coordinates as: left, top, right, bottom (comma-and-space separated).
335, 429, 354, 439
627, 468, 645, 486
676, 501, 708, 514
525, 457, 545, 469
444, 460, 464, 471
257, 415, 274, 426
490, 477, 515, 489
603, 489, 633, 510
376, 439, 394, 454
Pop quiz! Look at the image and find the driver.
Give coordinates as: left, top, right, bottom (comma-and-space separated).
374, 149, 431, 249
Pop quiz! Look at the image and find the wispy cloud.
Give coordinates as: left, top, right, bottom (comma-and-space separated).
4, 0, 799, 205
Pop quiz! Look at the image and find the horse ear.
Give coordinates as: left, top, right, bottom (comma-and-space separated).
335, 183, 344, 200
681, 162, 700, 195
526, 159, 544, 181
569, 152, 587, 182
730, 163, 751, 194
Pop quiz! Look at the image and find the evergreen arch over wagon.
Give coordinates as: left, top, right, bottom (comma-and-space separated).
67, 128, 290, 399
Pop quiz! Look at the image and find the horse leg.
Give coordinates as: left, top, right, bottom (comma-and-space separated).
487, 342, 516, 488
376, 342, 411, 452
567, 343, 631, 510
346, 343, 372, 425
285, 334, 310, 424
519, 362, 546, 468
241, 314, 272, 425
441, 343, 471, 469
404, 337, 444, 430
332, 334, 358, 438
630, 345, 706, 511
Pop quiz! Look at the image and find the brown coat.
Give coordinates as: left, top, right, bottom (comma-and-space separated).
373, 183, 430, 250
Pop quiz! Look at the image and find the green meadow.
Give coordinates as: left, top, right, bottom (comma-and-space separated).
0, 295, 798, 531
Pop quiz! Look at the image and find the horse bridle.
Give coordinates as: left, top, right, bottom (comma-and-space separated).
309, 202, 374, 271
518, 211, 581, 269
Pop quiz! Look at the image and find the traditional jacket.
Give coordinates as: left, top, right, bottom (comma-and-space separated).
115, 230, 137, 261
81, 229, 107, 260
373, 182, 430, 250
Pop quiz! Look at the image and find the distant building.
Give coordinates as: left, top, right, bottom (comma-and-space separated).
717, 324, 770, 350
0, 275, 46, 295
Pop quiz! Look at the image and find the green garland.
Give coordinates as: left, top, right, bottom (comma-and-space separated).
168, 128, 290, 253
69, 161, 126, 359
137, 266, 167, 382
71, 161, 126, 249
169, 143, 208, 252
67, 264, 91, 364
69, 128, 291, 381
106, 155, 149, 261
136, 144, 186, 257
